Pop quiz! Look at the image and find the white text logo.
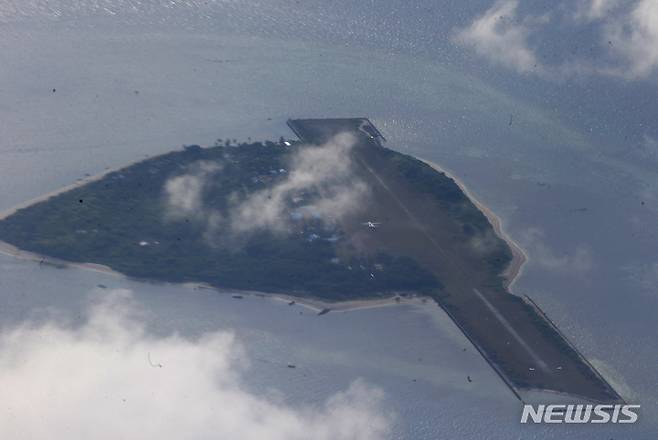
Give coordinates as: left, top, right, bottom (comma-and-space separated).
521, 404, 639, 424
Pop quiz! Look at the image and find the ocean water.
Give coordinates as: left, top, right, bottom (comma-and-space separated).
1, 3, 656, 438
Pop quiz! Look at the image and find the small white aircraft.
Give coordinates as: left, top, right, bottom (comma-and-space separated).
362, 221, 381, 229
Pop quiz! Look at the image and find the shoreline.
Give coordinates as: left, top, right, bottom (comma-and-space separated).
0, 153, 525, 310
0, 165, 128, 221
418, 158, 527, 291
0, 238, 432, 314
4, 147, 621, 402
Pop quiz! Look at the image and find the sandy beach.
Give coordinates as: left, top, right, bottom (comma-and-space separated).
0, 153, 526, 311
0, 166, 125, 222
418, 158, 528, 291
0, 237, 429, 313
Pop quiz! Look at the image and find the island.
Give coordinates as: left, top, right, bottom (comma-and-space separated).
0, 118, 621, 404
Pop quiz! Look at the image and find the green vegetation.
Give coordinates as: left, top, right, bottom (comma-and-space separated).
0, 141, 446, 300
380, 148, 512, 278
0, 119, 619, 402
0, 134, 514, 301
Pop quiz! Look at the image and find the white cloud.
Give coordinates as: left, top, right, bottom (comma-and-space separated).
570, 0, 658, 78
624, 261, 658, 296
164, 160, 222, 220
453, 0, 542, 74
603, 0, 658, 78
456, 0, 658, 79
0, 290, 391, 440
164, 160, 226, 242
635, 134, 658, 162
165, 173, 204, 215
468, 229, 501, 255
575, 0, 623, 22
521, 228, 594, 274
230, 133, 369, 235
164, 133, 369, 244
644, 134, 658, 151
162, 134, 369, 243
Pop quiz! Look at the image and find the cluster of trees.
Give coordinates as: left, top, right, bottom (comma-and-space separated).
0, 141, 440, 300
